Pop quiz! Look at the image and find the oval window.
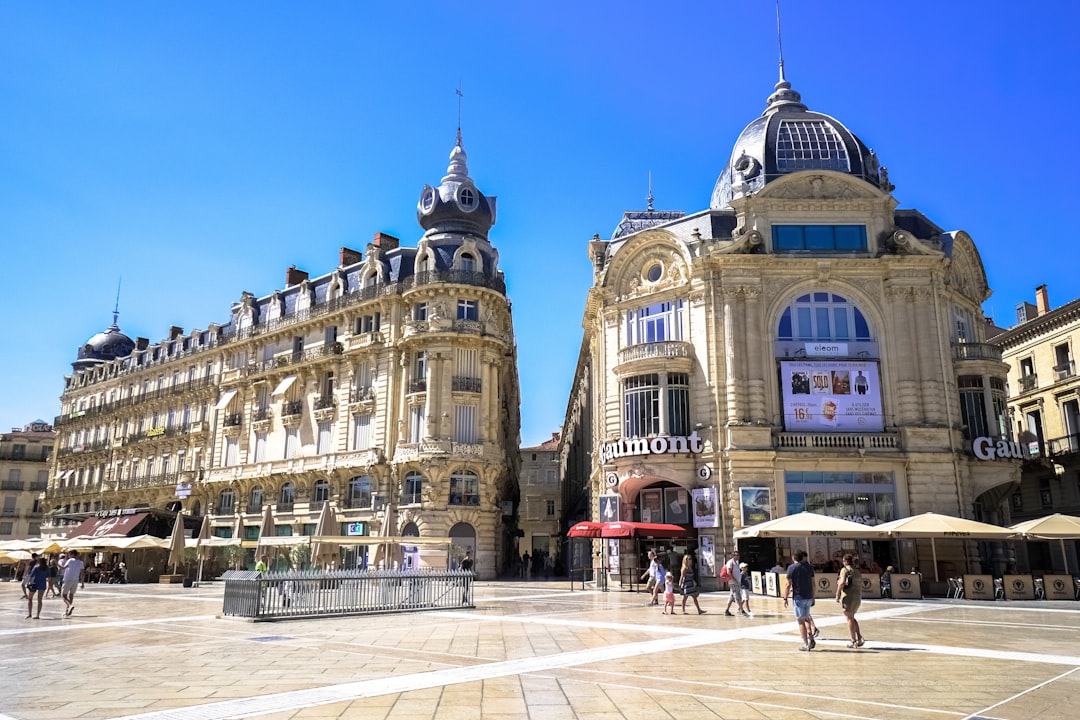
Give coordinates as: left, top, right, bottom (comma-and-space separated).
646, 264, 663, 282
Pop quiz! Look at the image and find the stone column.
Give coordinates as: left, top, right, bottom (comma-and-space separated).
722, 287, 744, 424
743, 286, 766, 423
398, 351, 409, 443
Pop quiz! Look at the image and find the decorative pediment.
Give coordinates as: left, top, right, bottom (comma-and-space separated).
761, 173, 877, 201
607, 233, 691, 301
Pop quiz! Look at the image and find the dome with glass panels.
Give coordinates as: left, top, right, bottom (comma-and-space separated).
711, 72, 886, 210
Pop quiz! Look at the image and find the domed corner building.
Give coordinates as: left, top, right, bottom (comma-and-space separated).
558, 69, 1020, 593
47, 132, 521, 580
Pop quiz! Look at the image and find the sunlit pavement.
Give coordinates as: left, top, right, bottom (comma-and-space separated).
2, 579, 1079, 719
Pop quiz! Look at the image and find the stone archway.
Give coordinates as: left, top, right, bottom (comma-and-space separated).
449, 522, 476, 570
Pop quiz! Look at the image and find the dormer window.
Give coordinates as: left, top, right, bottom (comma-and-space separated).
460, 253, 475, 272
459, 186, 476, 209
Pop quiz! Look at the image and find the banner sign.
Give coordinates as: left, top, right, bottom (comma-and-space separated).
780, 360, 884, 432
740, 487, 772, 526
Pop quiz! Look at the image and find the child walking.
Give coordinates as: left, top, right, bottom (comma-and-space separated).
662, 572, 676, 615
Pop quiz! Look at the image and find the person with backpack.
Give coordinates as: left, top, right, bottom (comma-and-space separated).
783, 549, 816, 651
722, 551, 751, 617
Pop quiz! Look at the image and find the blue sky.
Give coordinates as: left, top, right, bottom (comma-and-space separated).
1, 2, 1077, 445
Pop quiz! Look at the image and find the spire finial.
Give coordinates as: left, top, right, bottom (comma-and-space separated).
455, 81, 464, 147
776, 0, 786, 83
111, 277, 122, 329
647, 171, 655, 211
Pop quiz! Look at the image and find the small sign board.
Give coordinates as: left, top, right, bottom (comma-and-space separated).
859, 573, 881, 599
892, 574, 921, 600
175, 483, 192, 498
751, 571, 763, 595
1042, 574, 1074, 601
964, 574, 995, 601
1003, 574, 1035, 601
765, 571, 779, 597
813, 573, 835, 599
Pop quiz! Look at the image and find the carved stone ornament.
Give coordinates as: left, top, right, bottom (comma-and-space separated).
765, 174, 874, 201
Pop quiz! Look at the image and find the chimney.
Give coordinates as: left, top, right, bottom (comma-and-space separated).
339, 246, 363, 267
1036, 284, 1050, 316
169, 326, 184, 340
285, 265, 309, 287
372, 232, 400, 251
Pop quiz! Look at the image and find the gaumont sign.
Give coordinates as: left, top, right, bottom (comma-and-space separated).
600, 432, 704, 464
971, 436, 1026, 461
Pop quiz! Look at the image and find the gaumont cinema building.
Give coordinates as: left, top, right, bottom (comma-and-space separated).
559, 68, 1022, 586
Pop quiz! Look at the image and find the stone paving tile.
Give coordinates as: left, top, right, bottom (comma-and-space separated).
2, 581, 1080, 719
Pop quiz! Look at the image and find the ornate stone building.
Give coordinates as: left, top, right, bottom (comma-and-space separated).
518, 432, 561, 563
0, 421, 52, 541
46, 135, 521, 578
990, 285, 1080, 573
560, 69, 1020, 586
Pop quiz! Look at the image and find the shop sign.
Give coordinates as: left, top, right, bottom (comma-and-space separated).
805, 342, 848, 357
95, 508, 139, 519
175, 483, 192, 498
971, 436, 1026, 461
599, 431, 704, 464
146, 426, 166, 438
345, 522, 366, 536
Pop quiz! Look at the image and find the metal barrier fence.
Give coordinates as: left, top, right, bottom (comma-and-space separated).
222, 568, 475, 620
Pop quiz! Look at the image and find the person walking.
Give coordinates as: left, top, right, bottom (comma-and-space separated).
47, 557, 60, 597
723, 551, 751, 617
651, 554, 668, 607
640, 550, 658, 602
661, 572, 676, 615
255, 554, 269, 574
58, 549, 86, 617
739, 562, 753, 614
783, 550, 816, 651
836, 553, 865, 648
25, 558, 49, 619
678, 554, 705, 614
460, 550, 474, 604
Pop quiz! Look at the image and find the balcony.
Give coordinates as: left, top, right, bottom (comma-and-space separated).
1047, 434, 1080, 457
408, 379, 427, 394
224, 413, 243, 427
116, 472, 182, 491
775, 432, 901, 451
1054, 361, 1076, 382
951, 342, 1003, 362
1020, 374, 1039, 393
451, 376, 482, 393
0, 450, 51, 462
0, 480, 25, 491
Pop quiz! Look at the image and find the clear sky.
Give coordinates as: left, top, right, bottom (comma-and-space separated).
1, 2, 1078, 445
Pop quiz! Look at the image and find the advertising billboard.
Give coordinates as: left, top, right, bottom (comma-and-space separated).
780, 360, 884, 432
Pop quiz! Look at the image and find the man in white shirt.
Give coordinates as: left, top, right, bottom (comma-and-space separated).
59, 549, 86, 617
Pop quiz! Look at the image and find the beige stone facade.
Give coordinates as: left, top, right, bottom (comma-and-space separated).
990, 285, 1080, 573
0, 421, 52, 541
518, 433, 561, 565
560, 75, 1019, 586
45, 137, 520, 578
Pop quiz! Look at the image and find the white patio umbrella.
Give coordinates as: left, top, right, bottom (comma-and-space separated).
167, 512, 187, 575
194, 514, 212, 587
1010, 513, 1080, 575
255, 505, 276, 567
310, 502, 339, 568
734, 511, 874, 560
873, 512, 1018, 581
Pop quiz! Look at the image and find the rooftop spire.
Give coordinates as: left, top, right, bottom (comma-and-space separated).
646, 171, 655, 211
444, 82, 470, 182
110, 277, 122, 330
764, 0, 807, 115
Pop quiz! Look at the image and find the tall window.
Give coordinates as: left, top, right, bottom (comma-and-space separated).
348, 476, 372, 509
410, 405, 426, 443
958, 376, 1008, 440
225, 437, 239, 466
460, 253, 475, 272
449, 471, 479, 506
413, 352, 426, 381
250, 486, 263, 511
218, 488, 235, 513
403, 471, 423, 504
284, 427, 299, 458
624, 373, 690, 438
351, 414, 371, 451
317, 421, 332, 454
313, 479, 329, 502
626, 300, 684, 346
253, 432, 267, 463
777, 293, 872, 342
280, 483, 296, 506
414, 302, 428, 322
455, 405, 477, 444
457, 299, 478, 321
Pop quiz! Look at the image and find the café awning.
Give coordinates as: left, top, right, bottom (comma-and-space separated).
214, 389, 239, 411
65, 512, 150, 540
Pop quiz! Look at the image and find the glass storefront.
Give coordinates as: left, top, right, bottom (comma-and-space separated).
784, 470, 896, 525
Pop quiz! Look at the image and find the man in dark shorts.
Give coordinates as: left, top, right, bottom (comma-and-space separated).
783, 550, 816, 651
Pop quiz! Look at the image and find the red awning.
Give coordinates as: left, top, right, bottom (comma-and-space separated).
566, 521, 603, 538
598, 521, 691, 539
66, 512, 150, 540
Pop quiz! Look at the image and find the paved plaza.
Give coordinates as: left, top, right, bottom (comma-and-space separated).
1, 579, 1078, 720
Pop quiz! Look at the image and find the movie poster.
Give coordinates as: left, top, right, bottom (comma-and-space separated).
780, 360, 884, 432
640, 489, 662, 523
692, 487, 719, 528
698, 534, 716, 577
599, 495, 619, 522
740, 487, 772, 526
665, 488, 690, 525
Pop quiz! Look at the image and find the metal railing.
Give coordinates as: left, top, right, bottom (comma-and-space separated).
451, 376, 482, 393
1054, 361, 1076, 381
951, 342, 1004, 363
1020, 374, 1038, 392
618, 341, 692, 365
222, 568, 475, 620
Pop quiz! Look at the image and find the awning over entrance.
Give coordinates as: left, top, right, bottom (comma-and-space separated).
272, 375, 297, 397
65, 512, 150, 540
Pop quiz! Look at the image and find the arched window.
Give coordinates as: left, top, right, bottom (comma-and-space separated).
347, 476, 372, 509
449, 471, 479, 506
626, 300, 684, 346
403, 472, 424, 504
249, 486, 263, 511
280, 483, 296, 507
459, 253, 475, 272
777, 293, 871, 342
312, 479, 329, 502
219, 488, 235, 514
